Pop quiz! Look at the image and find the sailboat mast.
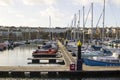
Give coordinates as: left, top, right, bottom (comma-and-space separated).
83, 6, 85, 45
71, 20, 73, 40
74, 14, 76, 40
49, 16, 52, 40
78, 10, 80, 40
8, 28, 10, 41
91, 3, 93, 42
102, 0, 105, 42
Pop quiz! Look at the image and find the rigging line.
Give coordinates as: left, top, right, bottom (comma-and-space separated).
95, 0, 106, 29
84, 4, 91, 26
95, 11, 103, 28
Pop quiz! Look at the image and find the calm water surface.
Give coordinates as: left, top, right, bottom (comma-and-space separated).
0, 44, 62, 66
0, 44, 39, 66
0, 78, 120, 80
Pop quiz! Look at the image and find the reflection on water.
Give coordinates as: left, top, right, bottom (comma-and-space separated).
0, 78, 120, 80
82, 78, 120, 80
0, 44, 37, 66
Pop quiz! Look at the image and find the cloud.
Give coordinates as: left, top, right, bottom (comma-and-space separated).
0, 0, 14, 6
40, 6, 64, 21
73, 0, 108, 6
22, 0, 56, 6
73, 0, 89, 5
38, 6, 73, 27
15, 14, 24, 18
111, 0, 120, 6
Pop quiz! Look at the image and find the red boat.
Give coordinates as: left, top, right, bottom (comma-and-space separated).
32, 43, 58, 57
33, 48, 57, 54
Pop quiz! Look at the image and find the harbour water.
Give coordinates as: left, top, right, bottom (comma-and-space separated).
0, 44, 36, 66
0, 77, 120, 80
0, 43, 62, 67
0, 43, 60, 66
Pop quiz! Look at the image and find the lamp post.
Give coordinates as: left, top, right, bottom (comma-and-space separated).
77, 40, 82, 70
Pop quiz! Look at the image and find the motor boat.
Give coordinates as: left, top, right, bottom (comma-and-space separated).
83, 52, 120, 66
32, 42, 58, 57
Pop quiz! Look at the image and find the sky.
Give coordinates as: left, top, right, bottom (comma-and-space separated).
0, 0, 120, 27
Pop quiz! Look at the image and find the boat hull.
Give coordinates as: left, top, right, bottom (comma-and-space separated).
32, 54, 56, 57
32, 49, 57, 57
83, 58, 120, 66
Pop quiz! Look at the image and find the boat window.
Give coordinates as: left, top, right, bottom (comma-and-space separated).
118, 55, 120, 59
42, 44, 52, 49
111, 60, 119, 63
100, 59, 103, 61
106, 59, 110, 62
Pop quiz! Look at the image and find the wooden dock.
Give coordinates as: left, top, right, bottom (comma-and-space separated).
83, 64, 120, 71
0, 66, 69, 72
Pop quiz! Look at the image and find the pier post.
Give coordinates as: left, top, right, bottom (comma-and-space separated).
32, 59, 39, 63
0, 72, 9, 77
48, 72, 57, 77
77, 40, 82, 70
49, 59, 56, 63
30, 72, 41, 77
11, 72, 25, 77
